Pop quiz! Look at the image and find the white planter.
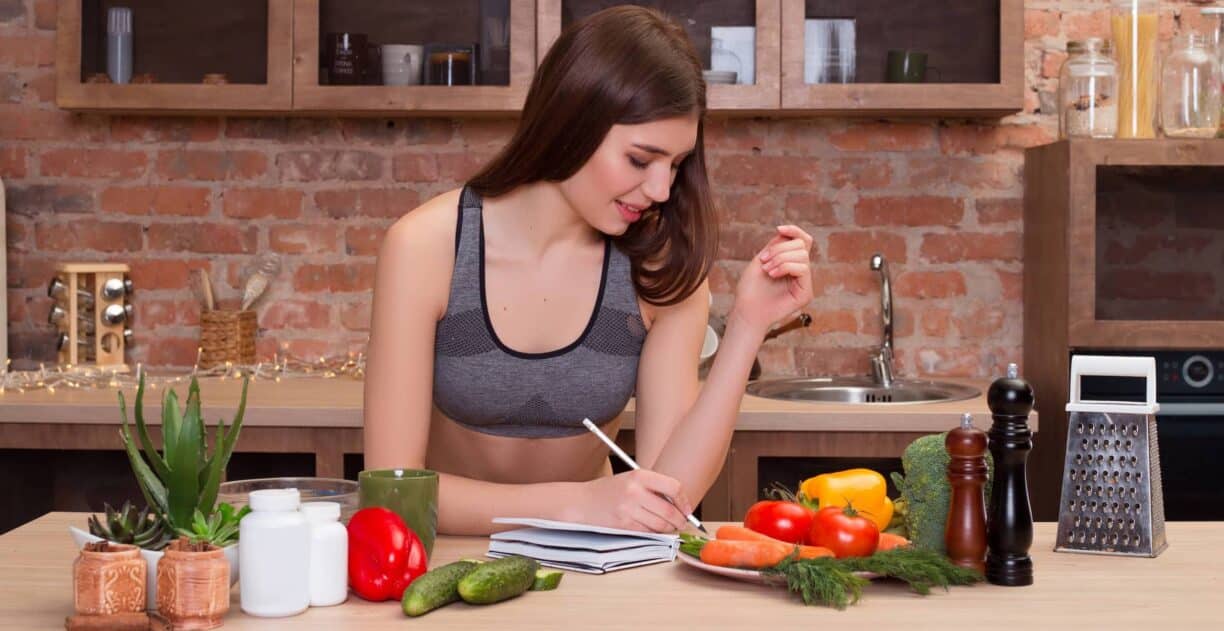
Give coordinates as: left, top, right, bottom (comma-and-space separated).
70, 526, 239, 611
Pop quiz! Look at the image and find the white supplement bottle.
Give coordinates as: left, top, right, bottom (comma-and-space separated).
300, 502, 348, 607
239, 488, 310, 617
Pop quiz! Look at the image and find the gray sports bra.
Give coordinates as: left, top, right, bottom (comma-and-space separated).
431, 187, 646, 438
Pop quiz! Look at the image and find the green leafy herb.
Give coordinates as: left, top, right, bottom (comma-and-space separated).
763, 547, 984, 608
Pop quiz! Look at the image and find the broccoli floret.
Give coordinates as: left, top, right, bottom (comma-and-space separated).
890, 432, 994, 553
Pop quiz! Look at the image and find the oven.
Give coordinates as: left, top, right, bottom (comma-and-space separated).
1076, 350, 1224, 521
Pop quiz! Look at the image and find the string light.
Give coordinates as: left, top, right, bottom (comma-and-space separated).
0, 350, 366, 394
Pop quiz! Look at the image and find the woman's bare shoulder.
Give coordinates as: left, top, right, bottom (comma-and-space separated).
382, 188, 463, 254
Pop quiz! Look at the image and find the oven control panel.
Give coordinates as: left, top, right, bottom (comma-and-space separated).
1074, 350, 1224, 399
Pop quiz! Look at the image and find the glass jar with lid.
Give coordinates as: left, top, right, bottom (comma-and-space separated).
1111, 0, 1160, 138
1059, 38, 1119, 138
1159, 33, 1222, 138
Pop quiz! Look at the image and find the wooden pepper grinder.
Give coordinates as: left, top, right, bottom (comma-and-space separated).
985, 362, 1035, 586
945, 412, 989, 572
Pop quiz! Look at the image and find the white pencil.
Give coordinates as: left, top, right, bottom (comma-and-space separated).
582, 418, 707, 534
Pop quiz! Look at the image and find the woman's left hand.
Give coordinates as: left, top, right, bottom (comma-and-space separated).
731, 224, 815, 334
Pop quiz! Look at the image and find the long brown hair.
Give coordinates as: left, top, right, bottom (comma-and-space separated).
467, 5, 717, 306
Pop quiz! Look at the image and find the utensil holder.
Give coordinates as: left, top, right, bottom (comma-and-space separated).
199, 310, 256, 368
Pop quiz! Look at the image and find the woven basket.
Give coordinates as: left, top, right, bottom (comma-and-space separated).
198, 310, 256, 368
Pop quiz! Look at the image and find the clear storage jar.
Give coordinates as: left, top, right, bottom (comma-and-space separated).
1160, 33, 1222, 138
1111, 0, 1160, 138
1059, 39, 1119, 138
1203, 6, 1224, 137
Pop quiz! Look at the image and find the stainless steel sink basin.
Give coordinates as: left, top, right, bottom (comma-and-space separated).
745, 376, 980, 405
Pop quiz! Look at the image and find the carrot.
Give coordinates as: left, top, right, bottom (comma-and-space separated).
710, 527, 835, 563
715, 525, 785, 543
699, 539, 792, 569
877, 532, 911, 551
795, 545, 835, 559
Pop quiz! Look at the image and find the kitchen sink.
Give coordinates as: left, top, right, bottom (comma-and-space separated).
745, 376, 980, 405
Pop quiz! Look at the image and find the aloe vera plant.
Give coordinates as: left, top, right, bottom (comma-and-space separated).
118, 372, 249, 537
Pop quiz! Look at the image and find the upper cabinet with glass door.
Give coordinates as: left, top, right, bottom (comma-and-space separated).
292, 0, 535, 114
539, 1, 781, 113
781, 0, 1022, 115
56, 0, 293, 112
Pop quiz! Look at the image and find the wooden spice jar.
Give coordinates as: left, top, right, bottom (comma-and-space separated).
73, 541, 146, 615
156, 538, 229, 630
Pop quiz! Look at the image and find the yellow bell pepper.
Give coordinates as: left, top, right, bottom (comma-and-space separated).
799, 468, 894, 531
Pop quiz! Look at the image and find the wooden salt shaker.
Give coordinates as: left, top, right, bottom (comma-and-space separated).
945, 412, 988, 573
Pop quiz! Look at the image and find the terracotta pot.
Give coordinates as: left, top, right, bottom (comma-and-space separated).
73, 541, 146, 615
156, 538, 230, 630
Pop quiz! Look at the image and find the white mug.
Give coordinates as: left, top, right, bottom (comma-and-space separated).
380, 44, 423, 86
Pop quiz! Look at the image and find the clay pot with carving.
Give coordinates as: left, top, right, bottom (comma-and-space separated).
73, 541, 146, 615
156, 538, 230, 630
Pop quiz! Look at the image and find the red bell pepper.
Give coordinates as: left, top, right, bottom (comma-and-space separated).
347, 507, 428, 601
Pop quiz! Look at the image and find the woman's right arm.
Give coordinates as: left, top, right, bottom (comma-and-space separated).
363, 191, 691, 535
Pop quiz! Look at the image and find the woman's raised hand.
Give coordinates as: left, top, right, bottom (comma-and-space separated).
731, 224, 815, 333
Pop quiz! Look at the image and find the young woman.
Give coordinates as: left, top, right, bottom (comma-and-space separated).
364, 6, 813, 535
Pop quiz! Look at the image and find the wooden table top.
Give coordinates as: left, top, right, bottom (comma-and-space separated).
0, 376, 1033, 433
2, 513, 1213, 629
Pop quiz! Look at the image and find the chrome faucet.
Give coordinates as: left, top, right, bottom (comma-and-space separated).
869, 254, 895, 388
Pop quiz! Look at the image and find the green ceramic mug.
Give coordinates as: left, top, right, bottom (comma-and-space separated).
358, 469, 439, 558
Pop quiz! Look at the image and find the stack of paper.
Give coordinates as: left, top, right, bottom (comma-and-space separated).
487, 517, 679, 574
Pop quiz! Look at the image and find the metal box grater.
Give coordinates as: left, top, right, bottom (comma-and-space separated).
1056, 355, 1167, 557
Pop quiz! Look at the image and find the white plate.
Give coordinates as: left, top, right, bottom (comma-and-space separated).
675, 550, 878, 584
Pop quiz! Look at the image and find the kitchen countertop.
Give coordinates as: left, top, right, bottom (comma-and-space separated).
0, 376, 1035, 432
2, 513, 1213, 628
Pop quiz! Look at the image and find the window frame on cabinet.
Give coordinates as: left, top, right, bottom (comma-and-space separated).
536, 0, 782, 114
779, 0, 1023, 116
291, 0, 536, 115
55, 0, 294, 113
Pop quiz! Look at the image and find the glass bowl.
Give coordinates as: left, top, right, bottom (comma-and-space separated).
217, 477, 359, 524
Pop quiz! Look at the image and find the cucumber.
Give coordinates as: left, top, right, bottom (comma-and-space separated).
530, 568, 563, 591
401, 560, 479, 617
457, 555, 539, 605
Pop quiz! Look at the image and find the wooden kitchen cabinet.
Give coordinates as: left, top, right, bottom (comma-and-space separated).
539, 0, 782, 113
291, 0, 536, 114
1023, 138, 1224, 520
780, 0, 1023, 115
56, 0, 1020, 116
56, 0, 294, 113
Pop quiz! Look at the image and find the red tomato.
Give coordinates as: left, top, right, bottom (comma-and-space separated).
807, 505, 880, 558
743, 500, 814, 544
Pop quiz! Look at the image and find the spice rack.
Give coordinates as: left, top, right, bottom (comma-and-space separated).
48, 263, 133, 371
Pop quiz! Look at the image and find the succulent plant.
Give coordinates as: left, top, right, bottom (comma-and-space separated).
87, 500, 173, 551
175, 503, 250, 548
117, 372, 249, 535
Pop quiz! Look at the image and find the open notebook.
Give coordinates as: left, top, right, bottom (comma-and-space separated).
487, 517, 680, 574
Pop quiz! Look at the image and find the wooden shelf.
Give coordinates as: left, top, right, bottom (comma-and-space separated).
539, 0, 782, 113
292, 0, 535, 115
56, 0, 293, 113
780, 0, 1022, 115
1023, 138, 1224, 521
56, 0, 1022, 116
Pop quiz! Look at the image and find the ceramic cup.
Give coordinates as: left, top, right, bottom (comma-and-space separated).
358, 469, 438, 558
381, 44, 423, 86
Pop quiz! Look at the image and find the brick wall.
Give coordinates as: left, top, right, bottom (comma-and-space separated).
0, 1, 1216, 373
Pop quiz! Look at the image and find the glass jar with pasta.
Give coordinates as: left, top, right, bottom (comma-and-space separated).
1111, 0, 1159, 138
